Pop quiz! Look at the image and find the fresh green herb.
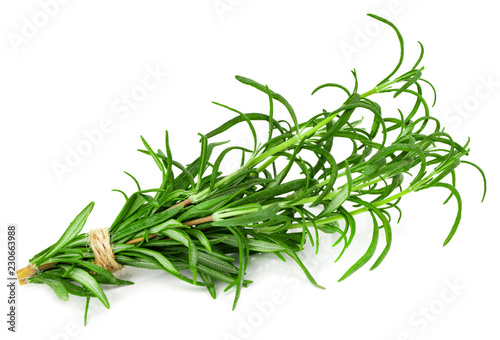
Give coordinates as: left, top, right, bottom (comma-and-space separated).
17, 14, 486, 324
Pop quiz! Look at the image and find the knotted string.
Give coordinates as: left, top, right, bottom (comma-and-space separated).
88, 228, 123, 272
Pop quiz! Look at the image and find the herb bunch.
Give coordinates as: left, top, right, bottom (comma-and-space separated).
17, 14, 486, 325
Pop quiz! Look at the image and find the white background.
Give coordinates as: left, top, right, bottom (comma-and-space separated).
1, 1, 498, 339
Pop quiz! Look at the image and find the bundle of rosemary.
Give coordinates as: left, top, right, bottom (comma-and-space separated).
17, 14, 486, 325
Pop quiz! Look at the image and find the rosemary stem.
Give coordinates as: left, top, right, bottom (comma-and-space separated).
287, 186, 414, 229
191, 72, 401, 205
256, 155, 279, 173
190, 110, 343, 203
286, 162, 451, 230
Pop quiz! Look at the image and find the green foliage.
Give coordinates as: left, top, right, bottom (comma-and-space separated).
21, 14, 486, 324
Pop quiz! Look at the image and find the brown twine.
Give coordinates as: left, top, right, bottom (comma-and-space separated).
89, 228, 123, 272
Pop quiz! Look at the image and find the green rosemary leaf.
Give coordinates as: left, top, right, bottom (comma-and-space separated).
393, 69, 422, 98
111, 206, 183, 242
367, 143, 426, 185
163, 131, 175, 193
141, 194, 159, 207
214, 234, 287, 253
285, 249, 324, 289
426, 159, 461, 188
84, 297, 90, 326
109, 193, 147, 233
178, 195, 229, 221
115, 255, 162, 270
363, 158, 387, 178
112, 244, 136, 253
111, 189, 128, 201
196, 133, 209, 191
196, 263, 239, 285
31, 275, 69, 301
461, 160, 487, 202
225, 226, 246, 310
209, 146, 252, 192
224, 179, 309, 209
264, 85, 274, 143
206, 113, 285, 139
142, 239, 183, 247
60, 266, 109, 309
411, 41, 425, 70
311, 82, 351, 97
199, 271, 216, 299
338, 211, 379, 282
126, 248, 180, 275
432, 183, 463, 246
211, 102, 257, 153
235, 75, 299, 134
35, 202, 94, 265
48, 277, 95, 297
172, 141, 228, 191
141, 136, 165, 174
186, 229, 212, 252
171, 160, 196, 190
194, 251, 239, 275
199, 248, 234, 262
336, 207, 357, 262
349, 197, 392, 271
367, 13, 404, 86
159, 228, 198, 282
319, 162, 352, 218
188, 239, 199, 284
76, 261, 131, 286
420, 78, 437, 106
161, 228, 190, 247
318, 93, 360, 144
212, 204, 280, 226
124, 171, 142, 191
308, 147, 338, 207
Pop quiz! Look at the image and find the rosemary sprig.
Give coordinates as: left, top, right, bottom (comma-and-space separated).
17, 14, 486, 325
